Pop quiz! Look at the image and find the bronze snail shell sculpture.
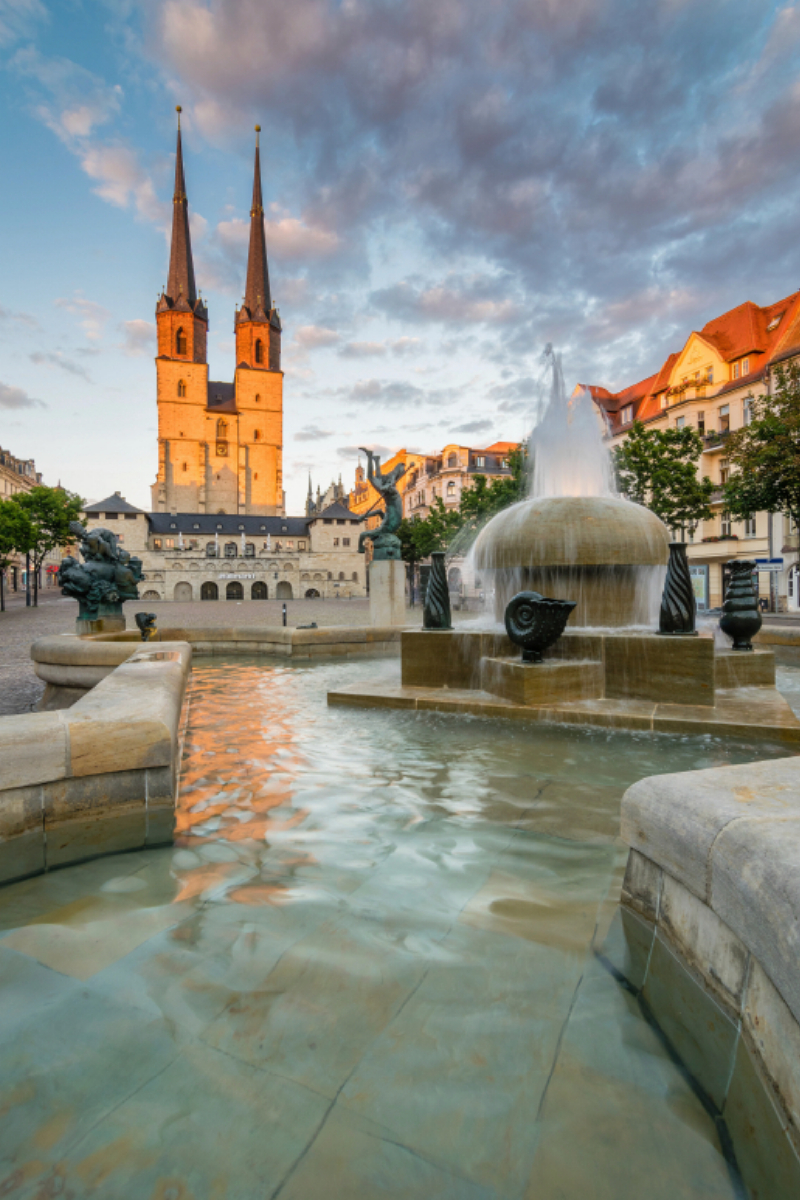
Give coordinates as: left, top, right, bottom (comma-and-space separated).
504, 591, 577, 663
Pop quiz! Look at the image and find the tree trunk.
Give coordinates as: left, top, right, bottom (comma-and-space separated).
33, 557, 39, 607
25, 553, 31, 607
0, 570, 4, 613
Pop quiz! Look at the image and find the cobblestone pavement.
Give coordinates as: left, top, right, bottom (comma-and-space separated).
0, 591, 464, 717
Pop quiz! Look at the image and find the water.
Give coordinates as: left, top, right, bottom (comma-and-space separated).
530, 345, 616, 500
1, 656, 798, 1197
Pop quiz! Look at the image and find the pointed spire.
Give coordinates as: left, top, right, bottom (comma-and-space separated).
243, 125, 272, 317
165, 107, 198, 308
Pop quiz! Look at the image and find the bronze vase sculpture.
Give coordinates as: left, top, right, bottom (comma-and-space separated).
719, 559, 762, 651
423, 551, 452, 630
658, 542, 697, 636
504, 591, 576, 663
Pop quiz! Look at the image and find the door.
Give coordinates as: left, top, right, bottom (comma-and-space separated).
226, 581, 244, 600
276, 581, 293, 599
174, 582, 193, 602
201, 581, 218, 601
251, 581, 268, 599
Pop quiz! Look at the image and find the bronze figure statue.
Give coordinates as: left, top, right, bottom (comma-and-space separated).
58, 522, 143, 624
357, 449, 406, 561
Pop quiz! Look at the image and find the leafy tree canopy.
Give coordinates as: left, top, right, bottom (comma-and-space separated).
613, 421, 713, 535
9, 486, 84, 606
723, 362, 800, 531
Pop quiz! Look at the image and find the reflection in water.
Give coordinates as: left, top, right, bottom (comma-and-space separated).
1, 655, 797, 1198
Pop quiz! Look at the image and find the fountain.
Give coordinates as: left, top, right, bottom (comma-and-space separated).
330, 347, 800, 743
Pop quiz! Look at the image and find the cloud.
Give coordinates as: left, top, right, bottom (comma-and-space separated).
120, 319, 155, 356
29, 351, 91, 380
294, 424, 333, 441
336, 442, 394, 461
55, 294, 110, 342
371, 277, 521, 325
339, 341, 387, 359
0, 304, 39, 329
0, 0, 47, 48
345, 378, 457, 408
452, 418, 493, 434
390, 337, 421, 356
0, 380, 44, 409
293, 324, 340, 349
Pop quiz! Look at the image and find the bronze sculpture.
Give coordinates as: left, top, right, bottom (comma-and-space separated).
58, 522, 143, 625
357, 449, 406, 561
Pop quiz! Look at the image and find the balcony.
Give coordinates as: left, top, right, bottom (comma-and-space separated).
703, 430, 731, 452
709, 488, 725, 505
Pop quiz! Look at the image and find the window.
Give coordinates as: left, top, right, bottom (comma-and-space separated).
720, 461, 730, 485
124, 513, 137, 521
153, 538, 162, 550
767, 314, 784, 332
182, 462, 188, 472
323, 518, 333, 525
216, 419, 227, 439
706, 366, 713, 384
697, 411, 705, 435
206, 543, 216, 556
165, 538, 174, 549
105, 512, 118, 520
254, 393, 261, 403
177, 380, 186, 397
676, 416, 685, 429
339, 572, 345, 581
447, 481, 456, 496
337, 519, 346, 526
343, 537, 350, 547
475, 456, 485, 468
286, 540, 294, 550
193, 523, 200, 530
721, 512, 732, 537
719, 405, 730, 433
660, 394, 668, 410
253, 430, 261, 441
245, 543, 255, 557
745, 515, 757, 537
298, 541, 306, 550
621, 405, 633, 424
447, 453, 458, 467
176, 329, 187, 355
352, 571, 358, 582
732, 362, 740, 380
255, 339, 263, 364
743, 397, 753, 426
742, 357, 750, 375
333, 538, 339, 547
224, 542, 236, 557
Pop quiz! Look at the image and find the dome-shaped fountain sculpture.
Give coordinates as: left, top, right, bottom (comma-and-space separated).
474, 494, 670, 627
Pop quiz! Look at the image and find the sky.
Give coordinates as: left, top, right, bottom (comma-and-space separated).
2, 0, 800, 514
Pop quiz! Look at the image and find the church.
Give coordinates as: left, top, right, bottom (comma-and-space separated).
151, 112, 284, 516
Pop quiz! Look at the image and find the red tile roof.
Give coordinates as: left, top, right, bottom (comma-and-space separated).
585, 289, 800, 433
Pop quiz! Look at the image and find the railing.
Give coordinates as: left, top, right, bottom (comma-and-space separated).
704, 430, 731, 449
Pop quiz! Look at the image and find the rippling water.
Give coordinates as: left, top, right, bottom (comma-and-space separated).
1, 656, 798, 1198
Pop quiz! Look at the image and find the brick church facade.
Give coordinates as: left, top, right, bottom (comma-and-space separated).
151, 115, 284, 516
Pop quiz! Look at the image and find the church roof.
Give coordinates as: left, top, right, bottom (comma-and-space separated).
237, 128, 278, 327
84, 492, 145, 514
207, 381, 236, 410
158, 112, 207, 319
147, 513, 310, 536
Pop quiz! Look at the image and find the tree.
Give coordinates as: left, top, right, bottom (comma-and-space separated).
723, 362, 800, 537
0, 501, 33, 613
458, 444, 527, 528
9, 487, 84, 607
613, 421, 714, 536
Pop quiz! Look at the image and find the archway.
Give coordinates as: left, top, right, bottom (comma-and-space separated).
226, 581, 244, 600
251, 581, 268, 600
142, 590, 161, 600
201, 582, 218, 601
276, 581, 293, 599
174, 582, 192, 602
304, 588, 320, 599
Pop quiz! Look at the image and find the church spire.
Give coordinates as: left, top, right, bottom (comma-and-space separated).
243, 126, 272, 318
165, 107, 199, 310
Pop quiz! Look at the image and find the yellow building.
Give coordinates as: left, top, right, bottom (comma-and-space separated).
151, 118, 283, 517
587, 291, 800, 611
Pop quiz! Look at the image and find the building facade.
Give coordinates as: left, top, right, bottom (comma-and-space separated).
82, 494, 366, 602
0, 445, 61, 594
151, 117, 284, 517
401, 441, 518, 520
587, 291, 800, 610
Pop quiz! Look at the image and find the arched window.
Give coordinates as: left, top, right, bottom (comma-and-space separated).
177, 380, 186, 397
206, 543, 216, 557
253, 430, 261, 441
216, 419, 227, 439
352, 571, 358, 582
447, 481, 456, 496
447, 453, 458, 468
224, 542, 236, 558
339, 572, 345, 581
176, 328, 187, 355
245, 543, 255, 557
255, 339, 263, 364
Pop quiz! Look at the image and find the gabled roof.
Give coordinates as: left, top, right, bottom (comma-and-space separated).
207, 381, 236, 412
309, 502, 356, 521
84, 493, 145, 514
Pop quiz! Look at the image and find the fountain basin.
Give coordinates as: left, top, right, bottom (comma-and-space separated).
473, 496, 670, 626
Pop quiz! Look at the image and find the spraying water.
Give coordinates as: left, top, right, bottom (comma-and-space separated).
529, 345, 616, 500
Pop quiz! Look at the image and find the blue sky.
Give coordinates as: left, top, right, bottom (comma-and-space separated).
2, 0, 800, 513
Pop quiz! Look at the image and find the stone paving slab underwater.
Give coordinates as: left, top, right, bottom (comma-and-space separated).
1, 656, 799, 1197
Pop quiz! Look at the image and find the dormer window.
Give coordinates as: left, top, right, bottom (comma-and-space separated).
621, 405, 633, 424
176, 329, 187, 355
177, 380, 186, 397
255, 339, 263, 364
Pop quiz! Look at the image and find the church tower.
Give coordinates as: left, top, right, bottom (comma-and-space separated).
152, 107, 210, 512
233, 126, 284, 514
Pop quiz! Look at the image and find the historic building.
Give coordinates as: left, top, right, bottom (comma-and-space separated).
0, 445, 64, 594
401, 442, 518, 520
151, 115, 284, 517
82, 493, 366, 601
587, 290, 800, 611
306, 475, 348, 517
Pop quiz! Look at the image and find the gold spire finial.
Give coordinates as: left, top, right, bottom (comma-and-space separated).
176, 105, 182, 129
255, 124, 261, 147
